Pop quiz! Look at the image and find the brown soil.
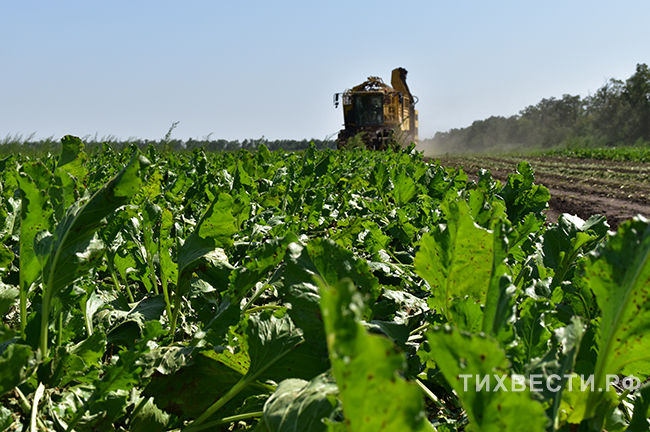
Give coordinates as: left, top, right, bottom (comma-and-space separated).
481, 156, 650, 176
433, 156, 650, 229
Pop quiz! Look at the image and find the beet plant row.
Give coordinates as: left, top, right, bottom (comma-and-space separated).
0, 137, 648, 431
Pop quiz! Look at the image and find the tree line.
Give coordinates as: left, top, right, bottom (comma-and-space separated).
0, 136, 335, 155
422, 63, 650, 153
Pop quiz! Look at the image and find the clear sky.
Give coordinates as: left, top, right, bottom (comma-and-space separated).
2, 1, 649, 142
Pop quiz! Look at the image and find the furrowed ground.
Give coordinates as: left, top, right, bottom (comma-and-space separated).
434, 154, 650, 227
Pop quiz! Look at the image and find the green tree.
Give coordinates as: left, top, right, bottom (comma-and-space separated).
623, 63, 650, 141
584, 78, 630, 144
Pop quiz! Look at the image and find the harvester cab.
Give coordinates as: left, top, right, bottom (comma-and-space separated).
334, 67, 418, 150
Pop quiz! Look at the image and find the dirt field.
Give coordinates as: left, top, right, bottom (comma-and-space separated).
435, 155, 650, 228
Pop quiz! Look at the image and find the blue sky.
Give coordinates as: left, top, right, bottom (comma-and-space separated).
2, 1, 649, 141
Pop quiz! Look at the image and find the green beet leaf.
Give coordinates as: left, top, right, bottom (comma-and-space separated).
189, 314, 303, 427
230, 233, 300, 301
263, 374, 338, 432
246, 313, 304, 380
51, 135, 88, 219
0, 406, 13, 431
426, 327, 547, 432
159, 207, 177, 321
177, 193, 237, 273
39, 149, 149, 356
0, 343, 35, 397
499, 161, 550, 222
129, 397, 171, 432
0, 282, 19, 318
583, 217, 650, 420
482, 223, 517, 341
144, 350, 267, 419
628, 382, 650, 431
392, 167, 418, 205
525, 317, 586, 428
17, 161, 54, 334
277, 239, 380, 379
0, 245, 13, 276
320, 278, 433, 432
171, 193, 238, 333
414, 198, 493, 324
542, 213, 608, 289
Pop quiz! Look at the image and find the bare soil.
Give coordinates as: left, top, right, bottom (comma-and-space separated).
434, 156, 650, 228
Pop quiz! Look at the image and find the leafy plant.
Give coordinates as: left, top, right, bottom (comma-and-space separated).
0, 137, 648, 431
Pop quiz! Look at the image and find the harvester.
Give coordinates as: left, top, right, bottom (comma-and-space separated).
333, 67, 418, 150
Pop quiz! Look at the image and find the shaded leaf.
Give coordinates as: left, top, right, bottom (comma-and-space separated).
0, 344, 34, 397
263, 374, 338, 432
130, 397, 170, 432
0, 283, 19, 318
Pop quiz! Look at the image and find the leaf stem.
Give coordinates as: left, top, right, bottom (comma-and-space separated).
409, 322, 430, 336
161, 278, 173, 326
188, 376, 250, 427
31, 382, 45, 432
18, 274, 27, 336
147, 256, 159, 295
81, 295, 92, 337
187, 338, 300, 429
39, 293, 51, 357
183, 410, 263, 432
242, 283, 270, 312
170, 294, 181, 338
416, 378, 440, 404
14, 387, 31, 414
245, 304, 283, 314
128, 396, 150, 425
57, 311, 63, 348
107, 255, 134, 302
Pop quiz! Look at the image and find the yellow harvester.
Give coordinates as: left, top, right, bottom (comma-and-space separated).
334, 67, 418, 150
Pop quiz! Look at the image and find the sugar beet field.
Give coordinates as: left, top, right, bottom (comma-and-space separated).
1, 137, 649, 431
